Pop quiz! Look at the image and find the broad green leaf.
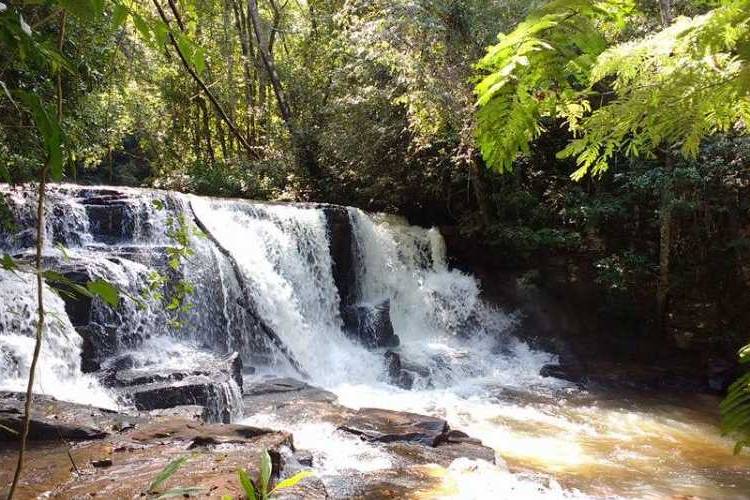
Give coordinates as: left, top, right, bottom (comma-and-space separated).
260, 450, 272, 495
43, 271, 94, 299
87, 279, 120, 307
59, 0, 103, 21
269, 470, 313, 494
112, 4, 128, 28
193, 47, 206, 75
153, 21, 168, 46
237, 468, 257, 500
739, 344, 750, 363
1, 254, 17, 272
149, 456, 189, 493
131, 13, 152, 44
48, 136, 63, 180
55, 243, 71, 261
16, 91, 63, 180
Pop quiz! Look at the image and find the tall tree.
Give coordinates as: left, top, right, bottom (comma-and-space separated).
247, 0, 322, 178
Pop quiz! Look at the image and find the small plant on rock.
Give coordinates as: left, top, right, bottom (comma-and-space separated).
235, 449, 313, 500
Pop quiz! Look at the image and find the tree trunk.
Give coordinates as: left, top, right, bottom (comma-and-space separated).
659, 0, 673, 25
230, 0, 257, 145
7, 12, 66, 500
657, 153, 674, 334
246, 0, 322, 179
469, 157, 493, 228
153, 0, 257, 158
197, 97, 216, 165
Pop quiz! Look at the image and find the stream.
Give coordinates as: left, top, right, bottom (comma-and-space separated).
0, 184, 748, 499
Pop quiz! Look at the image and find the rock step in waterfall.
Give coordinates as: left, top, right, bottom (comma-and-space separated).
0, 184, 515, 421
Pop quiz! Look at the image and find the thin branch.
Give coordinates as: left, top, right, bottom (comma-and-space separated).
152, 0, 259, 158
6, 11, 66, 500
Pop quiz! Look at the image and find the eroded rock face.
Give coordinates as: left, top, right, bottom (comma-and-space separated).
323, 206, 357, 311
102, 352, 244, 423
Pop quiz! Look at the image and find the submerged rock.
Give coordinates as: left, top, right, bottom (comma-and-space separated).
242, 378, 495, 475
339, 408, 448, 447
342, 300, 400, 348
384, 350, 415, 389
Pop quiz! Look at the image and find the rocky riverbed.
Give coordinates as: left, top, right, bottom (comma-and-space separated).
0, 376, 496, 499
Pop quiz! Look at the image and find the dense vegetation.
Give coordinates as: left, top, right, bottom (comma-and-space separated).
1, 0, 749, 469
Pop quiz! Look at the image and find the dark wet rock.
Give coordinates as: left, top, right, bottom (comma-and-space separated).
0, 391, 140, 442
127, 377, 235, 423
0, 416, 293, 499
102, 353, 243, 423
387, 440, 496, 467
106, 351, 242, 390
540, 363, 586, 385
339, 408, 448, 447
293, 449, 314, 467
384, 351, 415, 389
324, 206, 357, 310
243, 378, 350, 429
244, 377, 337, 407
342, 300, 400, 348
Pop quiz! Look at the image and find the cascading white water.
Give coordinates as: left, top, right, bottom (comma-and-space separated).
0, 269, 117, 407
190, 197, 384, 385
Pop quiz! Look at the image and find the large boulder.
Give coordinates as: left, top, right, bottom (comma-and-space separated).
338, 408, 448, 447
103, 352, 243, 423
342, 300, 400, 348
0, 391, 140, 442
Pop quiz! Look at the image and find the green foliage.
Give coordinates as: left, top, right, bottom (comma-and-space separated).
237, 449, 312, 499
560, 0, 750, 179
475, 0, 750, 178
474, 0, 634, 173
722, 365, 750, 453
147, 455, 205, 498
86, 279, 120, 307
142, 201, 199, 329
148, 456, 189, 492
42, 270, 120, 308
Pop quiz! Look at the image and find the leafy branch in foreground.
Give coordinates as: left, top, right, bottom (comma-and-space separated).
721, 343, 750, 454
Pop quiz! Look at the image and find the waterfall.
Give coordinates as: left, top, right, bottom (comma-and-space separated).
0, 184, 545, 413
190, 197, 384, 385
0, 269, 117, 407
